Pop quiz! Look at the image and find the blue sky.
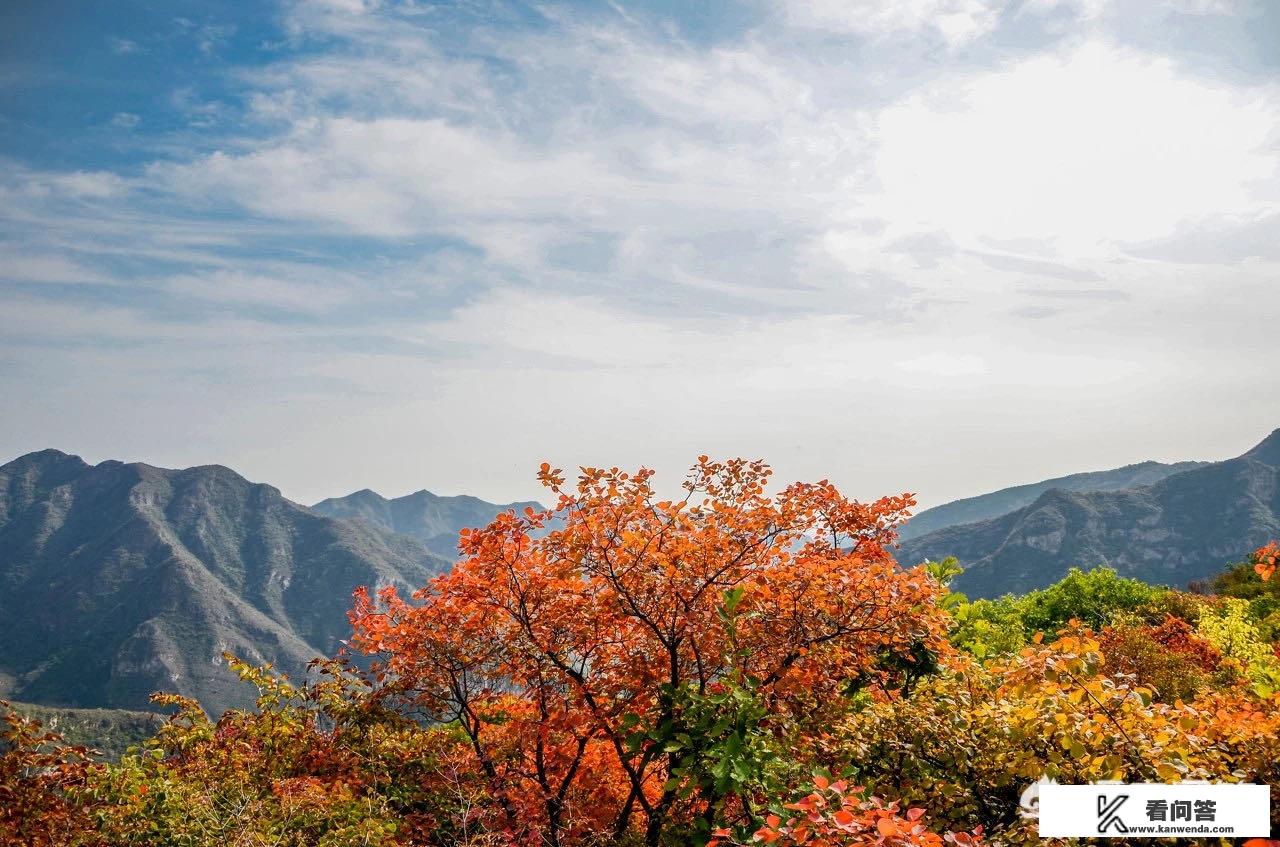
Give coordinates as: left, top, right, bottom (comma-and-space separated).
2, 0, 1279, 506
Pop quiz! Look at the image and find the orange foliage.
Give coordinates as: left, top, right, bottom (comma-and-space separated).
1096, 615, 1220, 701
1253, 541, 1278, 582
349, 458, 950, 846
0, 702, 97, 847
710, 778, 981, 847
1144, 614, 1221, 670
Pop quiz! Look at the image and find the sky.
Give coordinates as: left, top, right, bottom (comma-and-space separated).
1, 0, 1279, 509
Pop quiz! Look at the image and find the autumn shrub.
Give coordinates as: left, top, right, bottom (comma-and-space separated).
828, 625, 1280, 845
1132, 588, 1212, 627
823, 662, 1032, 839
1209, 546, 1280, 644
923, 560, 1026, 659
86, 658, 488, 847
1196, 598, 1280, 694
710, 777, 982, 847
0, 702, 98, 847
1096, 617, 1216, 702
1017, 566, 1160, 635
948, 595, 1027, 659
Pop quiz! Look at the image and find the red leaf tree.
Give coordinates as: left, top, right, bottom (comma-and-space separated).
350, 458, 950, 846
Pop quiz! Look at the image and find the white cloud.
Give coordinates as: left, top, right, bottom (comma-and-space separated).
0, 250, 109, 285
870, 41, 1280, 255
108, 37, 140, 55
605, 45, 815, 126
9, 169, 130, 200
1022, 0, 1248, 22
155, 117, 637, 242
898, 352, 988, 376
1165, 0, 1241, 13
163, 270, 353, 312
1020, 0, 1111, 20
782, 0, 1006, 47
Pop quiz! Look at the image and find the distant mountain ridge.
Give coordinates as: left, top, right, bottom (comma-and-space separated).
0, 450, 450, 715
898, 460, 1208, 541
311, 488, 542, 559
897, 430, 1280, 598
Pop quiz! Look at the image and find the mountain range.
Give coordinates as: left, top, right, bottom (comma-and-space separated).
310, 488, 542, 559
897, 460, 1207, 541
2, 430, 1278, 717
897, 429, 1280, 598
0, 451, 460, 715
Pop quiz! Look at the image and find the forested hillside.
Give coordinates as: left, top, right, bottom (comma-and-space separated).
898, 430, 1280, 597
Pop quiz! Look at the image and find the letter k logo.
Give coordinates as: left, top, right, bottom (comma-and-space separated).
1097, 795, 1129, 834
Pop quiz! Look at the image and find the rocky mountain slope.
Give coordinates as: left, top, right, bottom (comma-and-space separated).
898, 460, 1207, 541
0, 450, 449, 715
311, 488, 542, 559
897, 430, 1280, 598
